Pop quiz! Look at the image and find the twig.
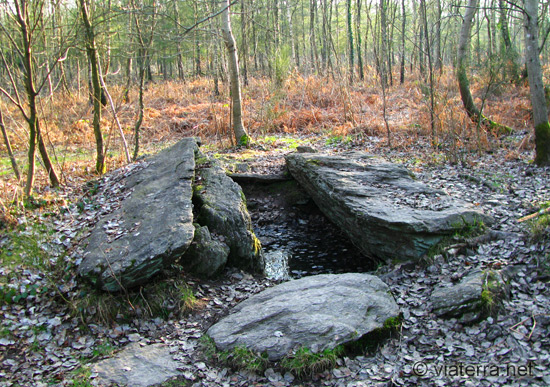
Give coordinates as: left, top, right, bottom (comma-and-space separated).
518, 207, 550, 223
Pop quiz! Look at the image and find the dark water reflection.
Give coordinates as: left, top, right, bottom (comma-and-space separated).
241, 181, 374, 280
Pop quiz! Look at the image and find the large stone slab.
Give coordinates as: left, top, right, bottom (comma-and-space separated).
78, 139, 197, 291
285, 152, 492, 262
91, 343, 181, 387
193, 157, 264, 273
207, 273, 400, 360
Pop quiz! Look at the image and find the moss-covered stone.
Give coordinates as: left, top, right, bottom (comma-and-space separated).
181, 225, 229, 278
192, 156, 264, 273
431, 269, 509, 324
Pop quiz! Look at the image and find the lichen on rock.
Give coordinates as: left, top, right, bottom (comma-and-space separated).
192, 151, 264, 273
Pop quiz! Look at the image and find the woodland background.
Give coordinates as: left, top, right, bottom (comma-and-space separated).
0, 0, 549, 200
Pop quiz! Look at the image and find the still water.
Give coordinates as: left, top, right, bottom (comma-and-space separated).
242, 181, 374, 281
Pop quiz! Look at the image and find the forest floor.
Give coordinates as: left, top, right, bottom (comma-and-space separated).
0, 74, 549, 386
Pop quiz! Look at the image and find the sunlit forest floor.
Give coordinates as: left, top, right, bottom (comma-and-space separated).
1, 66, 545, 207
1, 69, 550, 386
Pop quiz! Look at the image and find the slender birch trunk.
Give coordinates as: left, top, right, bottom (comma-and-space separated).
221, 0, 249, 146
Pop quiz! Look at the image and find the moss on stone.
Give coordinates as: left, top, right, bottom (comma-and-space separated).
218, 345, 269, 373
480, 270, 508, 316
252, 233, 262, 257
195, 156, 209, 166
306, 158, 321, 166
239, 135, 251, 147
280, 345, 344, 377
383, 315, 402, 330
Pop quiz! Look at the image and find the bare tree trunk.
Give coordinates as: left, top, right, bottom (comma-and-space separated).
418, 2, 425, 76
221, 0, 249, 146
499, 0, 520, 81
0, 108, 20, 181
130, 0, 157, 159
485, 9, 493, 58
346, 0, 354, 84
241, 0, 249, 85
435, 0, 442, 73
356, 0, 364, 80
523, 0, 550, 165
310, 0, 319, 72
133, 51, 145, 160
456, 0, 511, 132
273, 0, 280, 47
457, 0, 479, 119
80, 0, 105, 174
123, 56, 132, 103
286, 0, 297, 68
379, 0, 388, 87
14, 0, 60, 193
400, 0, 406, 83
421, 0, 436, 146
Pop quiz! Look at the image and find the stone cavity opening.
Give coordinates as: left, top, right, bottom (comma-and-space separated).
240, 180, 375, 280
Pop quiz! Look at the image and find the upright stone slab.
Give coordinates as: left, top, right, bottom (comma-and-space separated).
193, 157, 264, 273
207, 273, 400, 361
78, 139, 197, 291
286, 152, 492, 262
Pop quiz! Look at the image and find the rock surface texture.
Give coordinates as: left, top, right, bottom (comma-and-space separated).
285, 152, 492, 262
91, 343, 181, 387
431, 269, 509, 323
207, 273, 400, 360
194, 157, 264, 272
78, 139, 197, 291
182, 224, 230, 277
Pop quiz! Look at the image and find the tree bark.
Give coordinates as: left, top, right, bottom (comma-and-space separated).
421, 0, 436, 145
80, 0, 106, 174
356, 0, 364, 80
523, 0, 550, 165
310, 0, 319, 72
457, 0, 511, 133
221, 0, 249, 146
379, 0, 388, 87
400, 0, 406, 83
499, 0, 520, 81
435, 0, 442, 72
0, 108, 20, 181
14, 0, 60, 194
240, 0, 249, 85
457, 0, 479, 119
346, 0, 354, 84
286, 0, 297, 69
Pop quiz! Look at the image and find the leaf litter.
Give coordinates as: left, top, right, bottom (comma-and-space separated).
0, 134, 549, 386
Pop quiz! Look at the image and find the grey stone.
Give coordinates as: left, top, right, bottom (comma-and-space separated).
296, 145, 317, 153
285, 152, 492, 262
263, 250, 290, 281
194, 157, 264, 272
431, 269, 509, 324
182, 225, 230, 277
78, 138, 197, 291
207, 273, 400, 361
91, 343, 181, 387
